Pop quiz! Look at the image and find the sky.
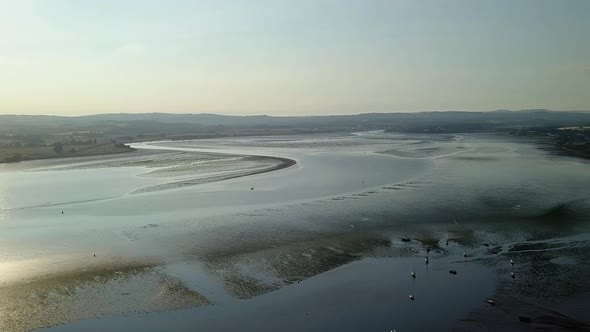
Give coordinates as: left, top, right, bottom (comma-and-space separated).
0, 0, 589, 116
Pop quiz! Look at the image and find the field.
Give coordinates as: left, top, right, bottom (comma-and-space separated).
0, 142, 135, 163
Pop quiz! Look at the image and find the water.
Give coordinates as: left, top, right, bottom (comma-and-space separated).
0, 132, 588, 331
41, 256, 497, 332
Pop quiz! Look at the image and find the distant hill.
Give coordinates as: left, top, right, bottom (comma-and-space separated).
1, 109, 589, 139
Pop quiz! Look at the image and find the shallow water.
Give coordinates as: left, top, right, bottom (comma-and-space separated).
41, 255, 497, 332
0, 132, 588, 331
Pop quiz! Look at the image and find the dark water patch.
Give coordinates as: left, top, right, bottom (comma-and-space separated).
417, 147, 441, 152
382, 186, 401, 190
140, 223, 159, 229
414, 235, 442, 249
509, 242, 560, 252
484, 246, 503, 255
451, 156, 499, 161
400, 184, 422, 188
508, 240, 586, 253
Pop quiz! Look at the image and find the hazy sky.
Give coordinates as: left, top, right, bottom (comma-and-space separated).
1, 0, 589, 116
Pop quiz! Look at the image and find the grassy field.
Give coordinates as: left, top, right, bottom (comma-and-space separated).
0, 143, 135, 164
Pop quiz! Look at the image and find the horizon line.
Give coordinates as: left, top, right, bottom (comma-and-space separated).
2, 108, 590, 118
